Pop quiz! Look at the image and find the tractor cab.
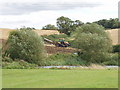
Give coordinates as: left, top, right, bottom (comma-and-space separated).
57, 38, 70, 47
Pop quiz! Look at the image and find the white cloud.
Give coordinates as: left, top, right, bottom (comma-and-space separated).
0, 0, 119, 29
0, 0, 102, 15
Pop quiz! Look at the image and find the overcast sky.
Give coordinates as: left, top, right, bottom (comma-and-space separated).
0, 0, 119, 29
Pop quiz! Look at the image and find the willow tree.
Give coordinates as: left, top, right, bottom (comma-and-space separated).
73, 23, 112, 63
4, 29, 46, 65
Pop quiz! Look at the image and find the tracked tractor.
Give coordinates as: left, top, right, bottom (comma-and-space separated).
55, 38, 70, 47
44, 38, 70, 47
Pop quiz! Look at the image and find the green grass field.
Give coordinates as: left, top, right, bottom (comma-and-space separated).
2, 69, 118, 88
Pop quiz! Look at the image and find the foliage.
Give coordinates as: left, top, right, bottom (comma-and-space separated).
112, 44, 120, 53
3, 29, 46, 65
42, 24, 58, 30
19, 26, 36, 30
57, 16, 73, 35
102, 53, 118, 65
73, 23, 112, 63
57, 16, 84, 35
94, 18, 120, 29
2, 60, 38, 69
42, 34, 68, 42
2, 56, 13, 63
43, 53, 87, 66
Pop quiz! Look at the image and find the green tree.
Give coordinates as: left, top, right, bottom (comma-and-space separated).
42, 24, 58, 30
94, 18, 120, 29
19, 26, 36, 30
73, 23, 112, 63
57, 16, 84, 35
57, 16, 74, 35
74, 20, 84, 27
4, 29, 46, 65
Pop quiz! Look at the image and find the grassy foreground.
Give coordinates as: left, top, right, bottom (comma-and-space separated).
2, 69, 118, 88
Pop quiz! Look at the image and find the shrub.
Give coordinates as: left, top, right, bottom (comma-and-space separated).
2, 57, 13, 63
113, 44, 120, 53
42, 24, 58, 30
3, 29, 46, 65
2, 60, 38, 69
43, 53, 87, 66
72, 23, 112, 63
102, 53, 118, 65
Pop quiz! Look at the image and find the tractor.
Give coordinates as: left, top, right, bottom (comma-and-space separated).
44, 38, 70, 47
55, 38, 70, 47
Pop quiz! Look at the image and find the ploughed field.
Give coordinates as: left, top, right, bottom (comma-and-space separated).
45, 44, 76, 54
2, 69, 118, 88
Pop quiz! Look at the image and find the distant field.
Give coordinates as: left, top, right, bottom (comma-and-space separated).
0, 28, 59, 40
2, 69, 118, 88
106, 29, 120, 45
0, 28, 119, 45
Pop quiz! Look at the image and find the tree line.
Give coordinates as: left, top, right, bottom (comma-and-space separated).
42, 16, 120, 35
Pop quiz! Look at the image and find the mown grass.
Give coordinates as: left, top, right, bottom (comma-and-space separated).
2, 69, 118, 88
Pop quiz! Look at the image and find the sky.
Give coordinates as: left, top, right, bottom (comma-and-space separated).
0, 0, 119, 29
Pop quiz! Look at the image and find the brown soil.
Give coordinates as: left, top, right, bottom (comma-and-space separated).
45, 45, 76, 54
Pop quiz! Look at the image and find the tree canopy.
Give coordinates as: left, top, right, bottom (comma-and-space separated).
56, 16, 84, 35
42, 24, 58, 30
73, 23, 112, 63
94, 18, 120, 29
4, 29, 46, 65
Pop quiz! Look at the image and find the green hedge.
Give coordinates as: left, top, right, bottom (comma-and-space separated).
2, 58, 38, 69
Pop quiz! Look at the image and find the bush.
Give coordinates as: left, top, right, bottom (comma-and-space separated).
43, 53, 87, 66
113, 44, 120, 53
102, 53, 118, 65
42, 24, 58, 30
2, 57, 13, 63
2, 60, 38, 69
3, 29, 46, 65
72, 23, 112, 63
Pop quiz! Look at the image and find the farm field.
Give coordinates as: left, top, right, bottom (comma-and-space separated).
2, 69, 118, 88
0, 28, 59, 40
0, 28, 119, 45
105, 29, 120, 45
